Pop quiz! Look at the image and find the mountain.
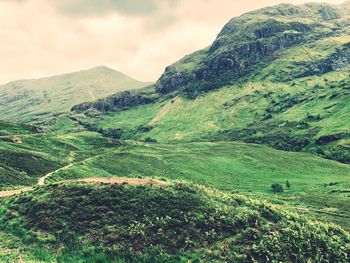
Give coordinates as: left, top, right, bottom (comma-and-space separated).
0, 66, 152, 123
71, 2, 350, 163
1, 2, 350, 262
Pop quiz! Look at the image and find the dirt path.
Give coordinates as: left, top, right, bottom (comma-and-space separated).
0, 187, 33, 198
0, 177, 165, 198
38, 151, 108, 186
0, 154, 93, 198
0, 148, 165, 198
63, 177, 166, 187
37, 163, 74, 186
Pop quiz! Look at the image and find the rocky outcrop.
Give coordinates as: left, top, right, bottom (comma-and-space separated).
156, 17, 320, 96
292, 42, 350, 79
155, 2, 350, 97
316, 131, 349, 145
72, 88, 159, 113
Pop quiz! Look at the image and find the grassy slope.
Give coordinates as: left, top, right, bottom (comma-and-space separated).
0, 66, 151, 123
0, 2, 349, 261
72, 35, 350, 163
46, 141, 350, 230
0, 182, 348, 262
0, 122, 120, 189
0, 120, 39, 136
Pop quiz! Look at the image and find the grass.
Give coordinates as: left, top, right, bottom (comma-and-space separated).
0, 182, 348, 262
0, 66, 150, 123
75, 70, 349, 164
0, 125, 120, 189
1, 2, 350, 261
0, 121, 39, 136
46, 141, 350, 230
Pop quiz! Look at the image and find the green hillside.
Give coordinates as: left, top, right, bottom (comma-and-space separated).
44, 141, 350, 230
1, 1, 350, 262
0, 121, 119, 190
0, 120, 40, 136
0, 66, 151, 123
0, 182, 349, 262
70, 2, 350, 163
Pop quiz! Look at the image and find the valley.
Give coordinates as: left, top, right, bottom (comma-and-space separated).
0, 1, 350, 262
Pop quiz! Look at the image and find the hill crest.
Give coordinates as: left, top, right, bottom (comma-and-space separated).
0, 66, 152, 122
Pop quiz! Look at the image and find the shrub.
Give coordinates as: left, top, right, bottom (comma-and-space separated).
271, 183, 284, 193
144, 137, 157, 143
102, 128, 123, 139
286, 180, 291, 189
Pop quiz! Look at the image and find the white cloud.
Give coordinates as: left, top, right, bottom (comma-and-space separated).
0, 0, 347, 84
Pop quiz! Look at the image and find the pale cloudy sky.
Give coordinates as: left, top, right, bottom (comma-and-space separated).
0, 0, 346, 84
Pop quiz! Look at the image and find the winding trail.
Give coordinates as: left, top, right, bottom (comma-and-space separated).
0, 146, 165, 198
0, 153, 96, 197
0, 187, 33, 198
37, 163, 74, 186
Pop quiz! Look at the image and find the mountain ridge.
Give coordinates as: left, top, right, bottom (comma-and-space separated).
0, 66, 147, 86
69, 1, 350, 164
0, 66, 152, 123
1, 2, 350, 262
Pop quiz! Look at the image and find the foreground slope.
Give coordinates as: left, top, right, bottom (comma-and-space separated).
71, 2, 350, 163
0, 182, 349, 262
44, 141, 350, 230
0, 66, 151, 123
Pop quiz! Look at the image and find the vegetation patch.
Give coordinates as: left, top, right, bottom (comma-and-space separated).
0, 183, 349, 262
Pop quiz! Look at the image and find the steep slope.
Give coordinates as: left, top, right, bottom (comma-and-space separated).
157, 3, 347, 96
0, 182, 349, 262
0, 66, 151, 123
71, 2, 350, 163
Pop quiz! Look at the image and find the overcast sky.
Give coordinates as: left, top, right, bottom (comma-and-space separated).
0, 0, 346, 84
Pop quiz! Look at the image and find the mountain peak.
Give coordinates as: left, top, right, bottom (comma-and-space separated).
0, 66, 150, 122
88, 65, 116, 72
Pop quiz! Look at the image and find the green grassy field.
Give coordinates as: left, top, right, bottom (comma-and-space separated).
45, 141, 350, 230
0, 121, 39, 136
70, 68, 350, 164
1, 2, 350, 261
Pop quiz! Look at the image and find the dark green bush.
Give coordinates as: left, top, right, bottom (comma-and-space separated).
286, 180, 291, 189
271, 183, 284, 193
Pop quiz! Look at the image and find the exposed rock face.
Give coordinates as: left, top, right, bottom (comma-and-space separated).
72, 89, 159, 113
155, 4, 349, 97
71, 2, 350, 113
157, 20, 312, 95
292, 42, 350, 79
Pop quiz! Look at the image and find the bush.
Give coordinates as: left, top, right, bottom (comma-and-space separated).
271, 183, 284, 193
1, 183, 349, 262
144, 137, 157, 143
102, 128, 123, 139
286, 180, 291, 189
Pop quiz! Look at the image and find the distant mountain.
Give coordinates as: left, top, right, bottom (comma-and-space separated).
71, 2, 350, 164
0, 66, 152, 122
